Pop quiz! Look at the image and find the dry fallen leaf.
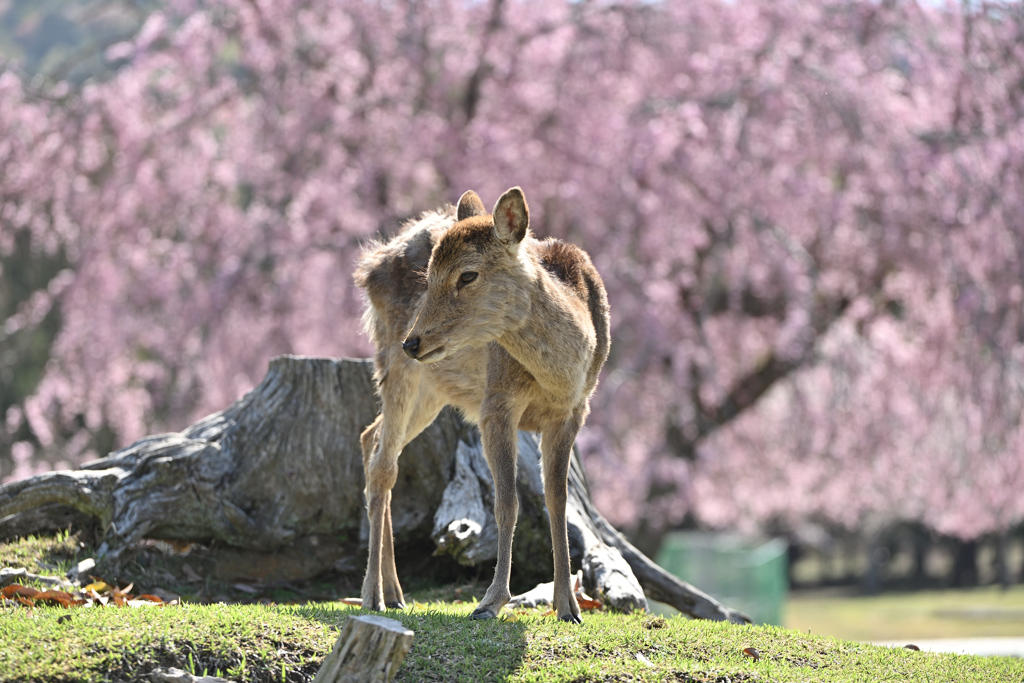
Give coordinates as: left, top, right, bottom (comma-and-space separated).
127, 599, 163, 608
149, 588, 181, 603
572, 573, 604, 611
743, 647, 761, 661
2, 584, 81, 608
108, 582, 134, 607
2, 585, 40, 600
34, 589, 75, 608
634, 652, 654, 667
904, 644, 920, 651
87, 589, 110, 606
340, 597, 362, 606
3, 577, 177, 612
82, 581, 111, 594
170, 540, 195, 555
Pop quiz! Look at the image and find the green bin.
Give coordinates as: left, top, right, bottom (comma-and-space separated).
655, 532, 788, 624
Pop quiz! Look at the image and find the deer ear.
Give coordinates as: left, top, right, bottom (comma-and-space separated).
492, 187, 529, 245
456, 190, 486, 221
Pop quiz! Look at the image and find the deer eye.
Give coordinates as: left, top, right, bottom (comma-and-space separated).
457, 271, 478, 288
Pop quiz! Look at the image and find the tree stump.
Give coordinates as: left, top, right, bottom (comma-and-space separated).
0, 355, 748, 623
313, 615, 414, 683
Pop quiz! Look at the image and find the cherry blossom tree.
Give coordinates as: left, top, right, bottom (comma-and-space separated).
2, 0, 1022, 562
691, 2, 1024, 568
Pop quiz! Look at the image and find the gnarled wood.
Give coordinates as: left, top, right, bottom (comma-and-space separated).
0, 355, 748, 622
431, 431, 648, 615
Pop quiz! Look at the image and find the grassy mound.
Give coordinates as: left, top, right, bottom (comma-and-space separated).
3, 601, 1024, 682
2, 532, 1022, 682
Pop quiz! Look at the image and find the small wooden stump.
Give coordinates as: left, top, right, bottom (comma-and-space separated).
314, 615, 415, 683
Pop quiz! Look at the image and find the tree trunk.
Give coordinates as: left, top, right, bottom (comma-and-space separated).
952, 538, 978, 588
911, 526, 929, 588
0, 355, 747, 623
996, 529, 1012, 590
862, 534, 885, 595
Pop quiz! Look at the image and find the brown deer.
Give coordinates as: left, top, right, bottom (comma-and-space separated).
353, 187, 609, 623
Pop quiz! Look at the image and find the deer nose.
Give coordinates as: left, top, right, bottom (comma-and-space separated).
402, 337, 420, 359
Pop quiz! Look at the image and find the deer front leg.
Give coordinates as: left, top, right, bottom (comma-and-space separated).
471, 399, 521, 620
542, 414, 584, 624
360, 376, 443, 611
361, 415, 402, 612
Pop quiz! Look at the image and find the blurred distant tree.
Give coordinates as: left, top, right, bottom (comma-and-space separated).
0, 0, 154, 479
693, 3, 1024, 566
1, 0, 1022, 570
0, 0, 154, 83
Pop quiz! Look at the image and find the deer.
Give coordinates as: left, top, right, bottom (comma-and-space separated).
353, 186, 609, 623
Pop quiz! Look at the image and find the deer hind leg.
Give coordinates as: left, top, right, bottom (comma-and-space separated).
361, 377, 443, 611
541, 413, 584, 624
471, 396, 523, 620
380, 490, 403, 608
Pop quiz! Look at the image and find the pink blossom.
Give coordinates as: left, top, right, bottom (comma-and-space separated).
2, 0, 1023, 544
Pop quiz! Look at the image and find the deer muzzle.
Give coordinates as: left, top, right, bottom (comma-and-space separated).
402, 337, 420, 360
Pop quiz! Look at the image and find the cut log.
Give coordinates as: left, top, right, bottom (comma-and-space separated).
313, 615, 413, 683
0, 355, 748, 622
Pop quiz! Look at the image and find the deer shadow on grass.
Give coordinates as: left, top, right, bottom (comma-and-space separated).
294, 603, 529, 683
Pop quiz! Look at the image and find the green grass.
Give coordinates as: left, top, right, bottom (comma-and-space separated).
787, 586, 1024, 641
0, 601, 330, 682
2, 600, 1023, 682
3, 533, 1024, 682
0, 527, 80, 575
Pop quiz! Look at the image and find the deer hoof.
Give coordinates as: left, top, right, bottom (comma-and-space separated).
385, 600, 406, 610
470, 607, 498, 620
559, 613, 583, 625
360, 591, 384, 611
